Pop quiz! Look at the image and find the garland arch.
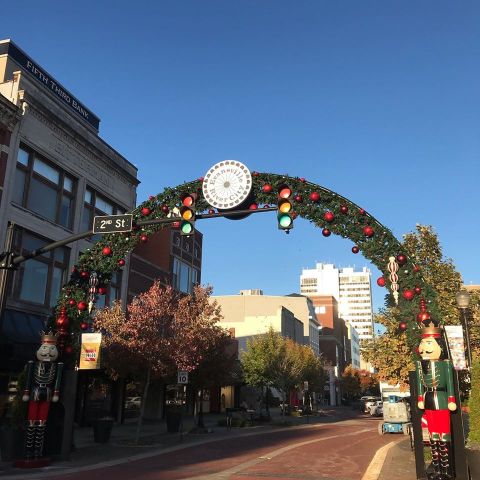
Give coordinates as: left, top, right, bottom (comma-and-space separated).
52, 171, 440, 358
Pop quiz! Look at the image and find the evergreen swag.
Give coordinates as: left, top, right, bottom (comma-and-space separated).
51, 172, 440, 358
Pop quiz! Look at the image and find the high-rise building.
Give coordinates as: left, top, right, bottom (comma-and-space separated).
300, 263, 374, 341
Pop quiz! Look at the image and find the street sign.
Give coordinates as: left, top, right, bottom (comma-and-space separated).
177, 370, 189, 384
93, 214, 133, 234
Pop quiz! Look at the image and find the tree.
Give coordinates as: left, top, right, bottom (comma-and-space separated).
94, 281, 224, 442
340, 366, 361, 400
358, 369, 380, 396
242, 327, 285, 414
242, 328, 326, 415
188, 334, 241, 428
362, 225, 465, 389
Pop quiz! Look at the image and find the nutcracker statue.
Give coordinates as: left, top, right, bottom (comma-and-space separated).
415, 320, 456, 480
21, 331, 63, 461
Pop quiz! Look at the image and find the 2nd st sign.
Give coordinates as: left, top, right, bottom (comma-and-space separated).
93, 214, 133, 234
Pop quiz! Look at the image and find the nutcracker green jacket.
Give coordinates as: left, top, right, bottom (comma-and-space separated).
415, 360, 455, 410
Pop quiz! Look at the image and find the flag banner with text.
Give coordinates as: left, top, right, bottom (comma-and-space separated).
79, 333, 102, 369
444, 325, 467, 370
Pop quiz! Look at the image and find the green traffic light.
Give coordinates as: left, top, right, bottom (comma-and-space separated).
181, 221, 193, 235
278, 214, 292, 229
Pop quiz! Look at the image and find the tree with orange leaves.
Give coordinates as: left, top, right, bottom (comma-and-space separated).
94, 281, 225, 441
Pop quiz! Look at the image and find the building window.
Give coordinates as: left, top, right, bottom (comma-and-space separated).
81, 187, 125, 241
315, 306, 326, 314
95, 271, 122, 309
12, 229, 69, 308
172, 258, 199, 294
13, 146, 76, 229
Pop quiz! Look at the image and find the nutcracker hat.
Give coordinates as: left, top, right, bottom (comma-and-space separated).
40, 331, 59, 345
420, 319, 441, 338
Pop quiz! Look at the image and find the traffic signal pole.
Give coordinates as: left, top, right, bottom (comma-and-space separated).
0, 206, 279, 270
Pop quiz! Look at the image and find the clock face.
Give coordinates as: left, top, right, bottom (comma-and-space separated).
202, 161, 252, 210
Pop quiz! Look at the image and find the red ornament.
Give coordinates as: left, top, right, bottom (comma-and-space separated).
208, 209, 215, 214
263, 204, 270, 208
351, 246, 360, 254
413, 265, 420, 273
399, 322, 407, 331
141, 207, 151, 216
340, 205, 348, 214
402, 289, 415, 301
56, 308, 69, 329
363, 226, 374, 237
376, 277, 386, 287
252, 171, 259, 176
80, 271, 89, 279
198, 176, 204, 182
71, 266, 78, 273
324, 212, 334, 223
98, 287, 107, 295
309, 192, 320, 202
172, 221, 180, 228
294, 195, 303, 203
68, 299, 76, 307
118, 259, 126, 267
262, 184, 273, 193
102, 246, 112, 256
396, 254, 407, 266
414, 286, 422, 295
77, 301, 87, 311
140, 234, 148, 243
292, 212, 298, 219
249, 203, 258, 210
300, 177, 306, 183
417, 311, 431, 324
322, 228, 331, 237
161, 205, 169, 214
359, 208, 366, 215
148, 195, 155, 200
80, 322, 89, 330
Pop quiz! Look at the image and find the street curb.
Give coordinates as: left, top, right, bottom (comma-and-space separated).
361, 439, 399, 480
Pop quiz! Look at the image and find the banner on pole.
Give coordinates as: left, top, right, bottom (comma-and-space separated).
79, 333, 102, 369
444, 325, 467, 370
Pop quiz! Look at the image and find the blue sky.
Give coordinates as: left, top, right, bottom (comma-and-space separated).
2, 1, 479, 312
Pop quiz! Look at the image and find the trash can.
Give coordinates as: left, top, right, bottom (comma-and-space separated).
93, 418, 114, 443
166, 410, 182, 433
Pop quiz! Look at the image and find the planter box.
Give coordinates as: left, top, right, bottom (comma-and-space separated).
166, 411, 182, 433
0, 426, 24, 461
93, 419, 114, 443
466, 447, 480, 479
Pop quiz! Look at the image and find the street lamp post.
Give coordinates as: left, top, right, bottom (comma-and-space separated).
456, 290, 472, 370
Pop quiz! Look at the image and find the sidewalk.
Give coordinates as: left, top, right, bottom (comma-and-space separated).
0, 407, 416, 479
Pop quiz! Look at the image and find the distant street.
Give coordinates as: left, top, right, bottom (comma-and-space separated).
57, 416, 397, 480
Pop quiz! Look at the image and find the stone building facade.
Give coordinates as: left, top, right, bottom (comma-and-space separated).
0, 40, 138, 433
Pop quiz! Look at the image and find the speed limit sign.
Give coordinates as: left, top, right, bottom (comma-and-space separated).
177, 370, 188, 384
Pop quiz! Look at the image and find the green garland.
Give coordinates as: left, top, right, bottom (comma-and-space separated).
51, 172, 438, 358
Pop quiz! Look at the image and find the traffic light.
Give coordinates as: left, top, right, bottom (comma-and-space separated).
277, 185, 294, 232
180, 193, 196, 236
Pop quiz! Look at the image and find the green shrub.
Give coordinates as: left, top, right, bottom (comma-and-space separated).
468, 355, 480, 448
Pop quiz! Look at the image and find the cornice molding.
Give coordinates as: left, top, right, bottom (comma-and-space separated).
0, 95, 21, 131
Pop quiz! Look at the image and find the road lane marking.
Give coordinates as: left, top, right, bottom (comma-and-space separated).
361, 440, 398, 480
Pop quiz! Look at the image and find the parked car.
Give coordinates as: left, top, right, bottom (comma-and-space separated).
369, 401, 383, 416
125, 396, 141, 409
361, 396, 380, 413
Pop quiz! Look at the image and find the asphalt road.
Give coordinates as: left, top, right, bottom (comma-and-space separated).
56, 416, 395, 480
